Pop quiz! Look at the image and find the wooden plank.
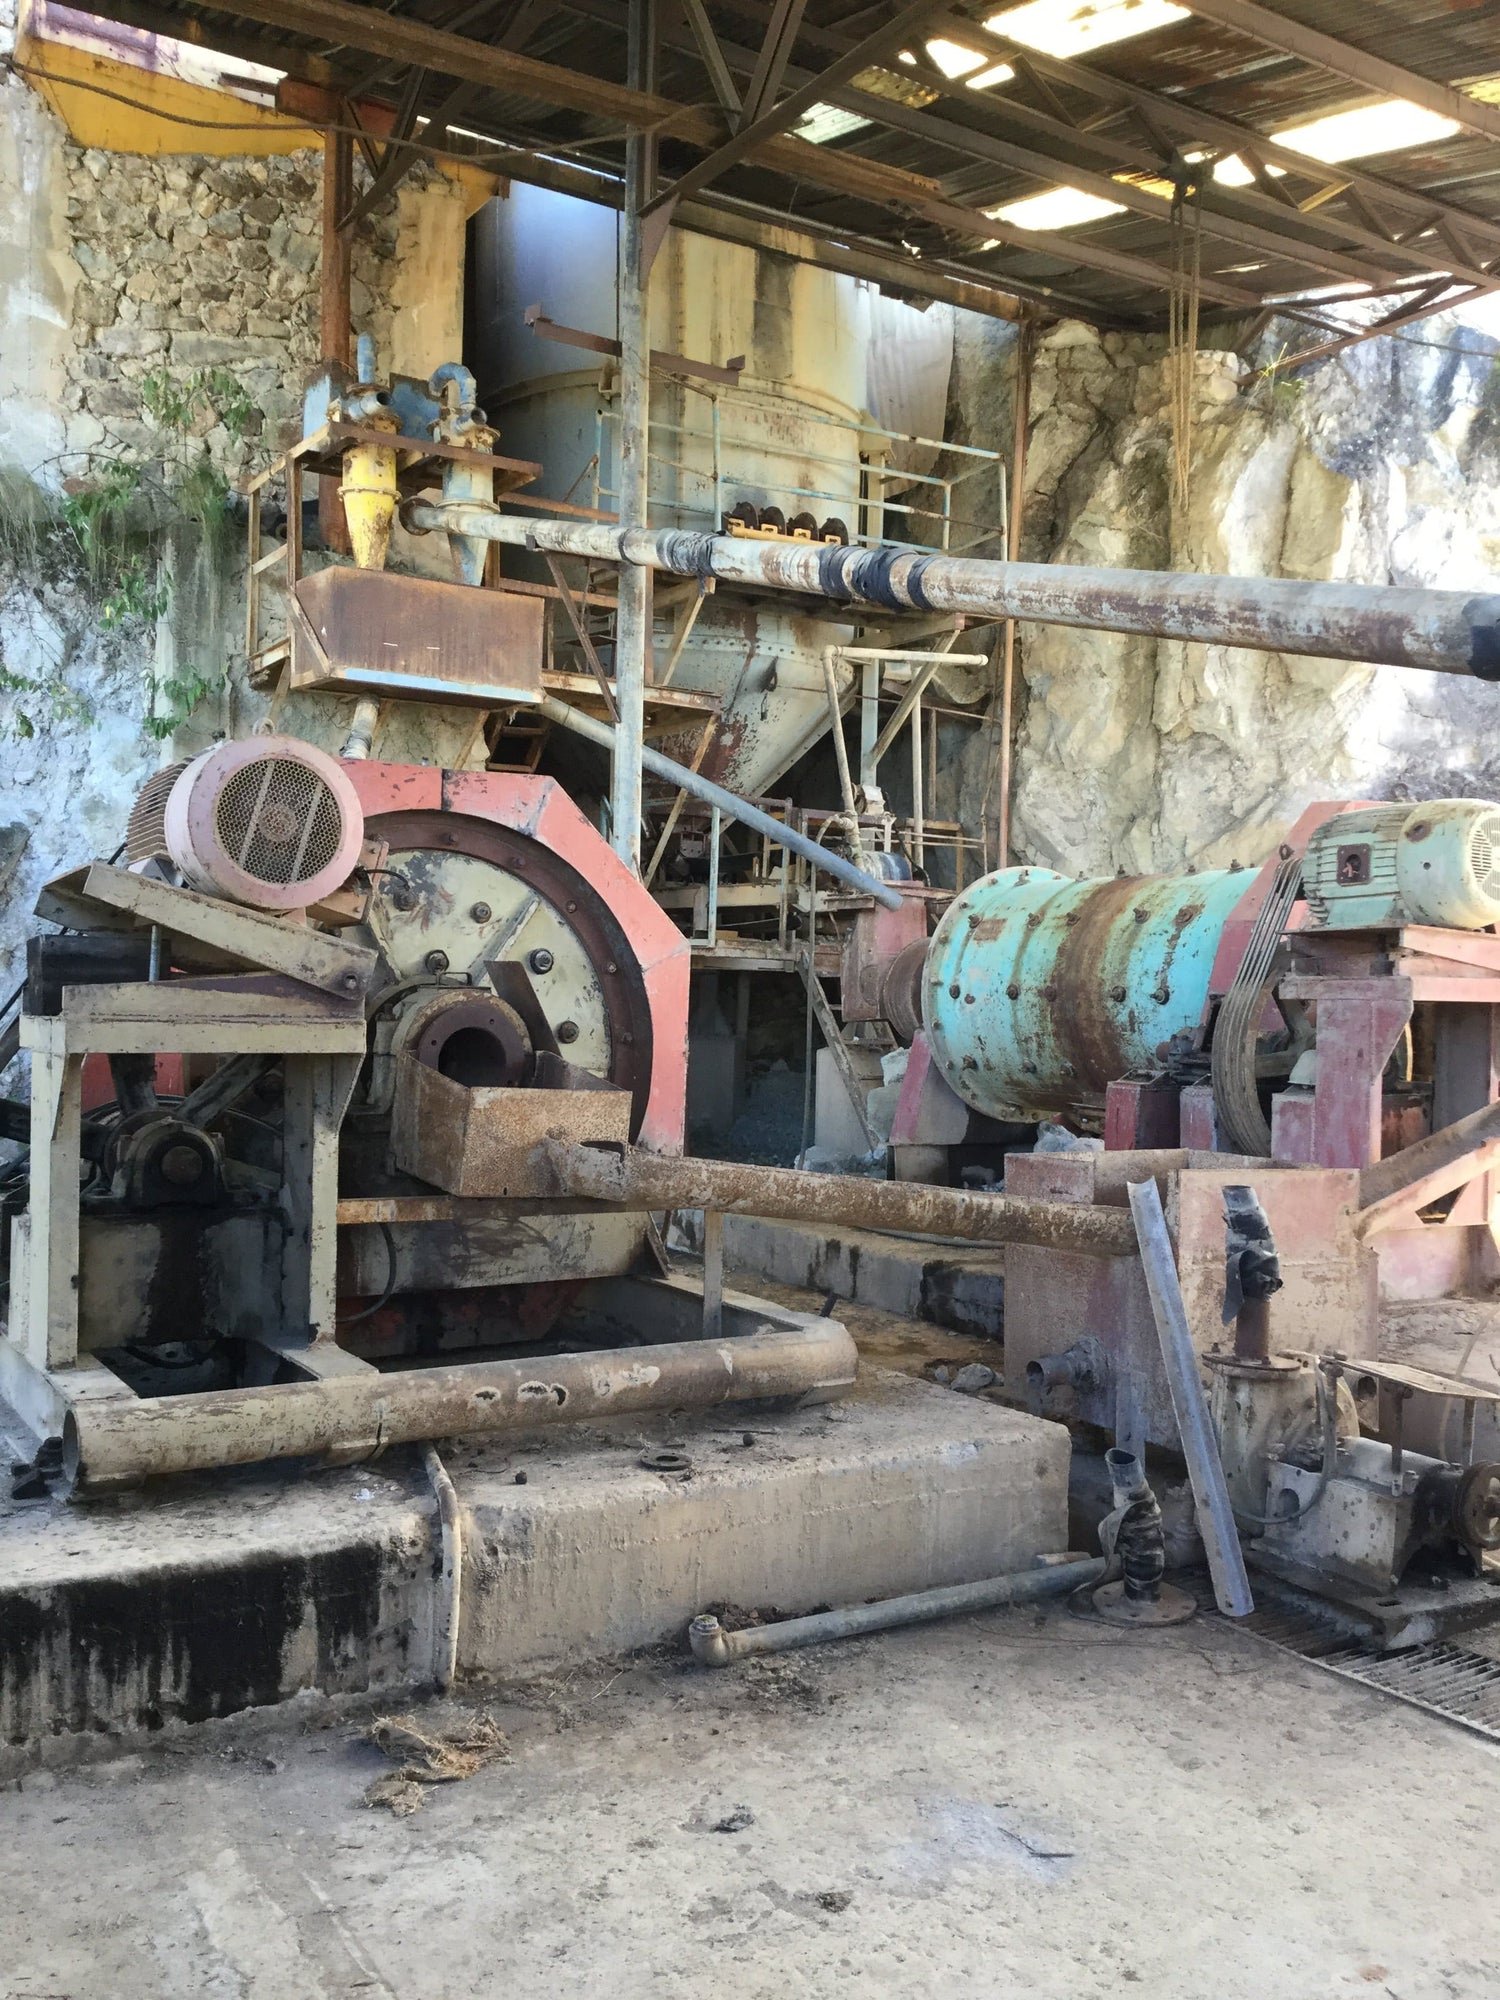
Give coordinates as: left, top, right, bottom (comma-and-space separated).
79, 864, 379, 999
1357, 1137, 1500, 1238
1405, 976, 1500, 1005
1398, 927, 1500, 974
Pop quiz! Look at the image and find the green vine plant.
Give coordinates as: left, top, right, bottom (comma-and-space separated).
0, 368, 262, 742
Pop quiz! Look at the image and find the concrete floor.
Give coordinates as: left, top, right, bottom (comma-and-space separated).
4, 1602, 1498, 2000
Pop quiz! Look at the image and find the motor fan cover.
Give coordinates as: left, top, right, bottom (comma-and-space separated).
152, 737, 365, 911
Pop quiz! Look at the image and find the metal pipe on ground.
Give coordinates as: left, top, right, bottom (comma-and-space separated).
62, 1321, 858, 1496
537, 694, 904, 910
534, 1140, 1141, 1256
688, 1555, 1107, 1664
402, 504, 1500, 677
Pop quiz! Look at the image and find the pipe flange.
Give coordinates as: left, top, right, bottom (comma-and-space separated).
403, 990, 535, 1088
1091, 1579, 1198, 1626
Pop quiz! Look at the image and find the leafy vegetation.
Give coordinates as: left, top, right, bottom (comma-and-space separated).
0, 367, 263, 742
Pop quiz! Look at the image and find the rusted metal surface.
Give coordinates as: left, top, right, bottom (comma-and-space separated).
61, 1319, 859, 1493
290, 569, 545, 708
535, 1140, 1140, 1255
403, 507, 1500, 677
1271, 977, 1414, 1170
923, 865, 1250, 1123
391, 1058, 632, 1198
1004, 1153, 1375, 1451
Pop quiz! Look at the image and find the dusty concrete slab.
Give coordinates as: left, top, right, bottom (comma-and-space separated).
450, 1365, 1067, 1676
2, 1601, 1496, 2000
0, 1358, 1067, 1757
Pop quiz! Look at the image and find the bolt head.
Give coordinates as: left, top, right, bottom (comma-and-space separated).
470, 901, 493, 924
556, 1019, 580, 1044
528, 947, 555, 974
425, 949, 450, 975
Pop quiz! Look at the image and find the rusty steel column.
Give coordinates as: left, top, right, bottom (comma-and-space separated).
63, 1320, 858, 1494
319, 121, 355, 556
610, 0, 656, 870
995, 316, 1033, 868
535, 1140, 1141, 1255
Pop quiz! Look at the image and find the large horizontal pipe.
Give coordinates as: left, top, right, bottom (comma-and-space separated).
62, 1321, 858, 1495
533, 1141, 1140, 1256
404, 504, 1500, 678
537, 694, 904, 909
689, 1555, 1107, 1664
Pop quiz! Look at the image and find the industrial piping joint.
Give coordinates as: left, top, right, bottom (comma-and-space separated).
400, 505, 1500, 678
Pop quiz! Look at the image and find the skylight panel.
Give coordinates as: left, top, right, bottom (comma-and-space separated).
989, 186, 1128, 230
982, 0, 1189, 61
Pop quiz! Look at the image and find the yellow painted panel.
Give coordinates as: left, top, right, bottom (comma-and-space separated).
15, 32, 320, 157
15, 29, 499, 214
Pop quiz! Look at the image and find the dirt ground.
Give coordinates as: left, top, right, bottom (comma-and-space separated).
4, 1600, 1498, 2000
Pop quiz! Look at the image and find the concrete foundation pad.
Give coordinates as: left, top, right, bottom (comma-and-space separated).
711, 1213, 1005, 1337
0, 1359, 1066, 1760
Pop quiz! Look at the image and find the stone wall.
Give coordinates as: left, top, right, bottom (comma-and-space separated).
945, 312, 1500, 878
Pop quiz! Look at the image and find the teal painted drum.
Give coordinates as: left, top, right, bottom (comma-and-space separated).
925, 864, 1253, 1121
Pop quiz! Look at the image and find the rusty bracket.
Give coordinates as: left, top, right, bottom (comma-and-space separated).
523, 304, 745, 387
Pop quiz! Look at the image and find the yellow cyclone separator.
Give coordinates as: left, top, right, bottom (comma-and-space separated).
339, 413, 401, 571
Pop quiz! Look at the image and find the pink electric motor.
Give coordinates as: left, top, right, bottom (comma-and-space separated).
125, 736, 365, 912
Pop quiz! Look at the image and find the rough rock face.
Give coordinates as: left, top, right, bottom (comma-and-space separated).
948, 315, 1500, 879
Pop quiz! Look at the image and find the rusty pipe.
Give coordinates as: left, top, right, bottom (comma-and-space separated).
537, 693, 904, 909
61, 1321, 859, 1496
401, 504, 1500, 677
688, 1555, 1105, 1665
533, 1141, 1140, 1256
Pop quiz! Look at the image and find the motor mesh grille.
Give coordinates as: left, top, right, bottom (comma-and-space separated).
214, 757, 345, 887
125, 761, 190, 863
1468, 814, 1500, 901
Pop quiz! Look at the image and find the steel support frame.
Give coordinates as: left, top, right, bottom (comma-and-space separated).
2, 991, 368, 1441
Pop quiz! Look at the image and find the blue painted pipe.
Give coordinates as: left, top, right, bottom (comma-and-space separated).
925, 864, 1254, 1119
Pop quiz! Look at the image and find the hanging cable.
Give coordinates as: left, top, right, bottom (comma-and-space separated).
1168, 158, 1205, 512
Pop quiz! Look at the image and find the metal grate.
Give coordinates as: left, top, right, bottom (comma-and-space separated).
1468, 814, 1500, 900
1241, 1602, 1500, 1744
214, 757, 344, 887
125, 760, 190, 863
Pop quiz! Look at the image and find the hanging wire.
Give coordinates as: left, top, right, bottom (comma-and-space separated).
1167, 158, 1205, 512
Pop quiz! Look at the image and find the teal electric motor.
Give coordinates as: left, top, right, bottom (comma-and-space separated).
924, 864, 1255, 1123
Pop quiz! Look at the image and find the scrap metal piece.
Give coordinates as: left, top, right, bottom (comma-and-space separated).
1127, 1175, 1255, 1618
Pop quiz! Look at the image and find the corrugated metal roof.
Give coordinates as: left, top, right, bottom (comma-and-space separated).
48, 0, 1500, 333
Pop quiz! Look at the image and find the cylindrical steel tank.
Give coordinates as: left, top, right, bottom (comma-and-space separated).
468, 184, 867, 796
925, 865, 1254, 1121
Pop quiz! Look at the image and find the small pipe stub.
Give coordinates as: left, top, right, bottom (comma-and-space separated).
689, 1614, 734, 1667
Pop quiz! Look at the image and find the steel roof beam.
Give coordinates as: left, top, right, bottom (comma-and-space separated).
73, 0, 940, 214
637, 0, 959, 219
